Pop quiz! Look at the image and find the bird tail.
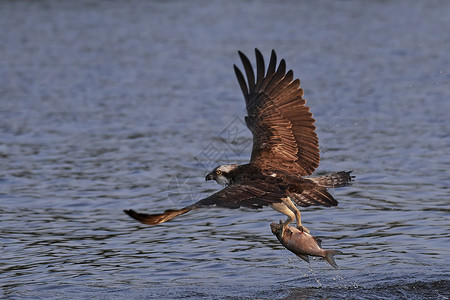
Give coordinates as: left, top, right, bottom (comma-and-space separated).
124, 206, 194, 225
324, 250, 344, 269
309, 171, 354, 188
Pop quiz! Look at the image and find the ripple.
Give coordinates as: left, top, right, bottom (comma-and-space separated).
1, 0, 450, 298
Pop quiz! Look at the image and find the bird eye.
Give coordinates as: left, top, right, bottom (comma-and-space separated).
215, 170, 222, 175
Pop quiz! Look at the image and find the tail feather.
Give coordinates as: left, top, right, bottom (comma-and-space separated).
309, 171, 354, 188
124, 206, 194, 225
323, 250, 344, 269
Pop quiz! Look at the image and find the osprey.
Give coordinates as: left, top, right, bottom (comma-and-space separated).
124, 49, 353, 233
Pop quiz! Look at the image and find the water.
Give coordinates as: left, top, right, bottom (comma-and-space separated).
1, 0, 449, 299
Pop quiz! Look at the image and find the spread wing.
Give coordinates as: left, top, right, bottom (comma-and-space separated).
234, 49, 319, 176
124, 180, 285, 225
195, 179, 284, 209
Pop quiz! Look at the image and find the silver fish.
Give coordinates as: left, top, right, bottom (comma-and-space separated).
270, 221, 343, 268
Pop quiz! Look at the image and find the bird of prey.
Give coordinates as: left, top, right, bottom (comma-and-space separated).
124, 49, 353, 233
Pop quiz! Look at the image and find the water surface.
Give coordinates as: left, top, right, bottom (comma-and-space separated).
1, 0, 449, 299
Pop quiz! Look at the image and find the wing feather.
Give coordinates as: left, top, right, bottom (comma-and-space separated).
255, 49, 265, 86
124, 179, 285, 225
234, 65, 248, 100
235, 49, 319, 176
238, 51, 255, 92
196, 180, 284, 209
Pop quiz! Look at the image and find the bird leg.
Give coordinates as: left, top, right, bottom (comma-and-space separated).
280, 215, 293, 237
271, 198, 310, 235
271, 201, 294, 236
294, 210, 309, 234
284, 197, 310, 234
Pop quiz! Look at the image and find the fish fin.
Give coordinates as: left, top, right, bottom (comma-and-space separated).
324, 250, 344, 269
313, 236, 322, 247
296, 254, 310, 263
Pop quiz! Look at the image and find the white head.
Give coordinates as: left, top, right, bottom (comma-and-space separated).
205, 164, 238, 186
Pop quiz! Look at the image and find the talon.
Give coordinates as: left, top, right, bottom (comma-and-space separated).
297, 225, 310, 234
280, 225, 285, 237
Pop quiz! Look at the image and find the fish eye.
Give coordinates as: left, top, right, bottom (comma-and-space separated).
215, 170, 222, 175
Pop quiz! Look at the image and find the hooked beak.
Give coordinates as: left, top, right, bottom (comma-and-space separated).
205, 173, 213, 182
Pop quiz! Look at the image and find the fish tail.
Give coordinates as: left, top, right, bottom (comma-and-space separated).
309, 171, 354, 188
124, 206, 194, 225
324, 250, 344, 269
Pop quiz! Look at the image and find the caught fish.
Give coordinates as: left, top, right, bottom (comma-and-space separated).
270, 221, 343, 268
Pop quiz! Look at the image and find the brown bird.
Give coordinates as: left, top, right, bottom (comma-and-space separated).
124, 49, 353, 233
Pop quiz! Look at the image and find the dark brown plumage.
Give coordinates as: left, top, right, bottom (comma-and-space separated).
234, 49, 319, 176
124, 49, 353, 228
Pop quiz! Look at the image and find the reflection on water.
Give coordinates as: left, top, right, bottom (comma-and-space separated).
1, 0, 449, 299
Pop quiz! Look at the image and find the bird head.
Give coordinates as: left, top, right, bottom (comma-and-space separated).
205, 164, 238, 186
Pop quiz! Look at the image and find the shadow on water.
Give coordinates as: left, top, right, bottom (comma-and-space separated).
281, 280, 450, 300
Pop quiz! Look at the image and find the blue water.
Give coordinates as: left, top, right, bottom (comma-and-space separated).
1, 0, 449, 299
